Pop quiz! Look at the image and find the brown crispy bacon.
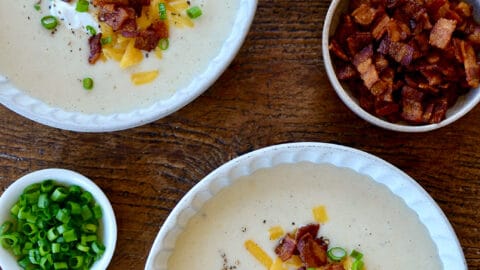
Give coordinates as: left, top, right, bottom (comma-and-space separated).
458, 39, 480, 87
353, 45, 380, 90
134, 21, 169, 51
295, 223, 320, 242
88, 33, 103, 64
429, 18, 457, 49
274, 234, 297, 261
98, 5, 136, 31
297, 233, 328, 268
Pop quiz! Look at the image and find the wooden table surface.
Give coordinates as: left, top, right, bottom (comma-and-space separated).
1, 0, 480, 269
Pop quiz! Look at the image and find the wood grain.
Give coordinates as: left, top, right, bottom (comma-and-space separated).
1, 0, 480, 269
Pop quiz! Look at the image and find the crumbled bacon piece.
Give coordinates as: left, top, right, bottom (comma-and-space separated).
295, 223, 319, 242
429, 18, 457, 49
458, 39, 480, 87
134, 21, 169, 51
98, 5, 136, 31
274, 234, 297, 261
88, 33, 103, 64
297, 233, 327, 268
353, 45, 379, 90
352, 4, 377, 26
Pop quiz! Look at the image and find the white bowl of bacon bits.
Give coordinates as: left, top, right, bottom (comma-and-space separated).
323, 0, 480, 132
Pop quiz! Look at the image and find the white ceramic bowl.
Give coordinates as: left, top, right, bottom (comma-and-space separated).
0, 0, 257, 132
322, 0, 480, 132
144, 142, 466, 270
0, 168, 117, 270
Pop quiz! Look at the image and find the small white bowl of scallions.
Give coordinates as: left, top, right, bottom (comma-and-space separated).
0, 169, 117, 270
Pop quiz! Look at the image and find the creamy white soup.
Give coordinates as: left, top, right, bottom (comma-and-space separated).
168, 162, 442, 270
0, 0, 238, 114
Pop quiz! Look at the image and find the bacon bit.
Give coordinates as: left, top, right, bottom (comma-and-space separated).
378, 38, 414, 66
372, 14, 390, 40
324, 263, 345, 270
274, 234, 297, 261
336, 64, 358, 80
98, 5, 136, 31
329, 40, 349, 61
468, 25, 480, 45
297, 233, 327, 268
353, 45, 379, 90
346, 32, 373, 56
88, 33, 103, 64
401, 86, 424, 123
295, 223, 319, 242
352, 4, 377, 26
429, 18, 457, 49
134, 21, 169, 51
458, 39, 480, 87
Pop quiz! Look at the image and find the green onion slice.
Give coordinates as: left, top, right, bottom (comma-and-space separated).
34, 3, 41, 11
158, 3, 167, 20
158, 38, 169, 50
101, 36, 112, 45
41, 15, 58, 30
351, 259, 364, 270
75, 0, 89, 12
86, 25, 97, 36
327, 247, 347, 261
186, 6, 202, 19
350, 249, 364, 261
82, 77, 94, 90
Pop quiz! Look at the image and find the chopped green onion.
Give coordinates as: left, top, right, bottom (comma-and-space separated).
86, 25, 97, 36
75, 0, 89, 12
158, 3, 167, 20
186, 6, 202, 19
69, 255, 84, 269
38, 193, 49, 208
352, 259, 364, 270
55, 208, 71, 224
327, 247, 347, 261
34, 3, 41, 11
0, 221, 13, 235
101, 36, 112, 45
63, 229, 78, 243
158, 38, 169, 50
41, 15, 58, 30
41, 180, 55, 193
82, 77, 94, 90
51, 187, 68, 202
54, 262, 69, 270
350, 249, 364, 261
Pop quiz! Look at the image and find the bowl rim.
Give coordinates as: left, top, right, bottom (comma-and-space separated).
0, 0, 258, 132
321, 0, 480, 132
144, 142, 466, 270
0, 168, 117, 270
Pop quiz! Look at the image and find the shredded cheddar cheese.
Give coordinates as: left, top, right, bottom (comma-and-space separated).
268, 226, 284, 241
270, 258, 287, 270
244, 240, 273, 269
131, 70, 160, 85
313, 205, 329, 224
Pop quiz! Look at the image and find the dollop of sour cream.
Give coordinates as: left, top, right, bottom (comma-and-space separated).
49, 0, 101, 33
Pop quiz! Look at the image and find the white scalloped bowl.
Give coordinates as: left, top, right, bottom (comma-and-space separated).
145, 142, 466, 270
322, 0, 480, 132
0, 0, 257, 132
0, 169, 117, 270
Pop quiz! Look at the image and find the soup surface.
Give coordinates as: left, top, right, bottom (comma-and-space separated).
0, 0, 238, 114
168, 162, 442, 270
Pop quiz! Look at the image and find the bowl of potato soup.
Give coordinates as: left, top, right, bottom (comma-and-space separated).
0, 0, 256, 132
145, 142, 466, 270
